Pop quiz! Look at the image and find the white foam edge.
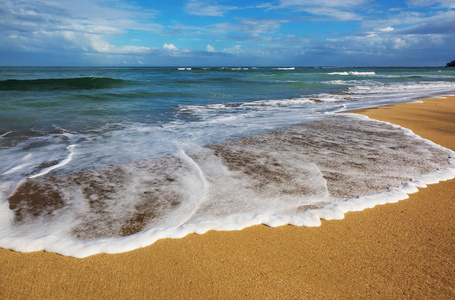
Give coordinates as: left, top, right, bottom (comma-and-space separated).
0, 131, 13, 138
345, 113, 455, 158
1, 115, 454, 258
273, 67, 295, 70
327, 71, 376, 76
429, 94, 455, 98
1, 154, 33, 176
1, 163, 453, 259
27, 145, 76, 179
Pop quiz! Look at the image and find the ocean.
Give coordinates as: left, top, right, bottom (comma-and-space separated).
1, 66, 455, 257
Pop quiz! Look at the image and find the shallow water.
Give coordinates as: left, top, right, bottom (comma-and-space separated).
0, 67, 455, 257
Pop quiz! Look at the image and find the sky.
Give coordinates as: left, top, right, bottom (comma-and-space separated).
1, 0, 455, 66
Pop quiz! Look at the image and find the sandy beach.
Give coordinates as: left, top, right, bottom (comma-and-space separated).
1, 95, 454, 299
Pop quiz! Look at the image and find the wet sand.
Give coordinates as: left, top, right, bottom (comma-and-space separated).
1, 96, 454, 299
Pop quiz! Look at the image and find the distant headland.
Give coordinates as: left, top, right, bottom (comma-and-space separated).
446, 60, 455, 67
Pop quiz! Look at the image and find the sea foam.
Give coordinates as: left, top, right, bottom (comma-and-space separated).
328, 71, 376, 76
2, 67, 455, 258
0, 114, 453, 258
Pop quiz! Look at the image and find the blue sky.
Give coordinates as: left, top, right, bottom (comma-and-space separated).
1, 0, 455, 66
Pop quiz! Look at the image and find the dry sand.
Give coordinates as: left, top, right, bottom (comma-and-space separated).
1, 96, 454, 299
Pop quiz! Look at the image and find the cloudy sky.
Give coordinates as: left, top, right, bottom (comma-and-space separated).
1, 0, 455, 66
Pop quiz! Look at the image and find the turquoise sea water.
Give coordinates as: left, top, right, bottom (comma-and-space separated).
1, 66, 454, 133
1, 67, 455, 257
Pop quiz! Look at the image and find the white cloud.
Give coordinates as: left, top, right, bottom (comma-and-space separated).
362, 9, 455, 36
54, 31, 152, 54
379, 26, 394, 32
209, 18, 288, 35
391, 37, 408, 49
323, 29, 445, 56
91, 42, 151, 54
163, 43, 178, 50
306, 5, 455, 65
184, 0, 238, 16
304, 7, 363, 20
160, 44, 194, 57
406, 0, 455, 8
274, 0, 369, 20
222, 45, 242, 54
3, 0, 454, 67
279, 0, 369, 8
0, 0, 161, 55
238, 19, 287, 33
219, 44, 276, 58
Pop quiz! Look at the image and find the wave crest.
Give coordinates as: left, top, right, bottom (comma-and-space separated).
328, 71, 376, 76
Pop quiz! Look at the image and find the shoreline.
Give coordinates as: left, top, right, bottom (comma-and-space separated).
1, 96, 454, 298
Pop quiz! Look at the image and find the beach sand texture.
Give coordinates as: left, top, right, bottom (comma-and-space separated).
0, 96, 454, 299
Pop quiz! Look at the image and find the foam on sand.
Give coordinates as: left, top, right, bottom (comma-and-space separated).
0, 114, 453, 257
27, 145, 76, 179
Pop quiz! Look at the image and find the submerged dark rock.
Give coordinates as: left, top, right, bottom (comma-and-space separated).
446, 60, 455, 67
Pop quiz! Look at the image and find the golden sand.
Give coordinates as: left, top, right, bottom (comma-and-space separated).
1, 96, 454, 299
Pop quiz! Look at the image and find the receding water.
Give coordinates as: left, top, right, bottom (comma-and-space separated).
0, 66, 454, 257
